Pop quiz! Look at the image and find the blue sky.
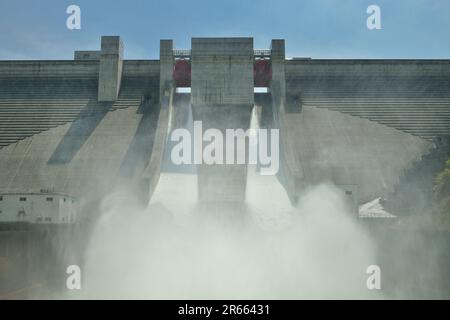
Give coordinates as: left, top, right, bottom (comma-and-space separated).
0, 0, 449, 60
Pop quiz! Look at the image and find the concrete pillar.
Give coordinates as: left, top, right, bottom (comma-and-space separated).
98, 36, 123, 102
191, 37, 254, 106
159, 40, 174, 107
271, 39, 301, 113
191, 105, 253, 204
270, 39, 303, 204
190, 38, 255, 205
271, 39, 286, 109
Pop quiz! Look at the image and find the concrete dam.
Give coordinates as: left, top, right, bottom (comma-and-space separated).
0, 36, 450, 298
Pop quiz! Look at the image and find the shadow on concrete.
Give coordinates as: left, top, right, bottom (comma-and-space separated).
116, 98, 160, 181
47, 100, 112, 164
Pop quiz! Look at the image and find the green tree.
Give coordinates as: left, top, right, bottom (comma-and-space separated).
434, 158, 450, 222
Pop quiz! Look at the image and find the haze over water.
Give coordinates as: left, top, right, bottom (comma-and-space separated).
76, 166, 381, 299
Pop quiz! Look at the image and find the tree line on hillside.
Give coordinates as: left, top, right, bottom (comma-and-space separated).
434, 158, 450, 224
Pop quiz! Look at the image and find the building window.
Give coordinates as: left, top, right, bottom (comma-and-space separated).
46, 197, 53, 202
19, 197, 27, 202
64, 198, 66, 202
0, 196, 3, 201
45, 217, 52, 222
36, 217, 42, 222
345, 191, 353, 195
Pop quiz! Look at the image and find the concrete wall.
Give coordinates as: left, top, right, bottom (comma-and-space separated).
0, 60, 159, 78
0, 93, 171, 220
0, 104, 143, 206
123, 60, 159, 77
285, 59, 450, 78
278, 105, 433, 203
191, 38, 254, 106
74, 51, 100, 61
0, 61, 99, 77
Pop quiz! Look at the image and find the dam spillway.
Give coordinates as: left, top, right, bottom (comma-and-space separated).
1, 37, 450, 207
0, 36, 450, 298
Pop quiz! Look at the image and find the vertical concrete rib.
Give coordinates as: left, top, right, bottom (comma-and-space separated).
159, 40, 174, 106
190, 38, 254, 206
270, 39, 304, 204
98, 36, 124, 102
